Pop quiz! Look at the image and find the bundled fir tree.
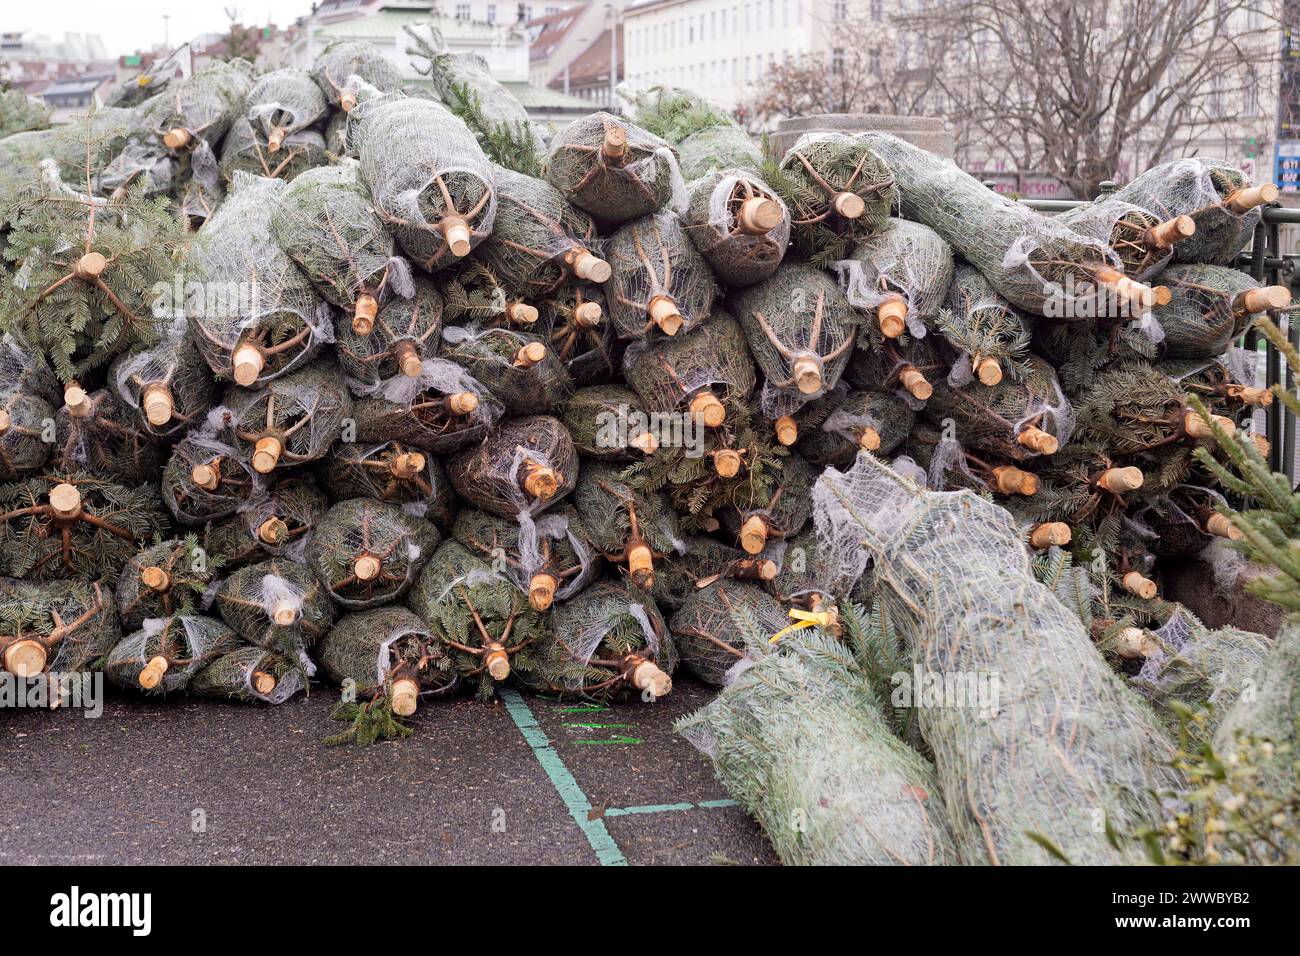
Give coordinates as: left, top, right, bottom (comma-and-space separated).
444, 415, 578, 518
311, 40, 404, 114
108, 318, 216, 438
306, 497, 439, 609
1055, 198, 1195, 281
214, 557, 334, 665
438, 325, 572, 414
440, 259, 540, 329
0, 386, 54, 480
935, 265, 1033, 387
538, 284, 621, 385
161, 423, 264, 526
719, 449, 816, 555
0, 86, 53, 137
795, 386, 915, 466
649, 533, 780, 614
243, 69, 329, 156
351, 355, 500, 453
669, 578, 787, 685
219, 117, 327, 185
0, 333, 60, 405
833, 217, 954, 345
319, 439, 457, 528
105, 614, 241, 695
116, 535, 218, 631
202, 474, 327, 569
0, 578, 118, 678
1151, 265, 1290, 358
54, 384, 165, 483
546, 112, 680, 224
137, 60, 253, 159
190, 644, 306, 704
571, 459, 683, 588
603, 210, 718, 339
558, 384, 661, 459
223, 362, 353, 475
334, 276, 443, 392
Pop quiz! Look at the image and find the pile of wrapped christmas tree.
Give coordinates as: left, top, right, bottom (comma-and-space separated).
0, 36, 1294, 861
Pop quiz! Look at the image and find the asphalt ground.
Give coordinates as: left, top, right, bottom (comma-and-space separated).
0, 676, 777, 866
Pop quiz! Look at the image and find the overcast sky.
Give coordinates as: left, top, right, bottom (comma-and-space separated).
8, 1, 314, 57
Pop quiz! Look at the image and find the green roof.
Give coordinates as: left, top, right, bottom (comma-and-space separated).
316, 11, 515, 42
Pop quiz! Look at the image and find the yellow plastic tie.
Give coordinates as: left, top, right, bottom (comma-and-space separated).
768, 608, 838, 644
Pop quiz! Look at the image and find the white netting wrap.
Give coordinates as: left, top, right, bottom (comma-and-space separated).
219, 117, 328, 184
305, 497, 439, 609
109, 321, 215, 439
225, 363, 353, 472
351, 91, 497, 271
214, 558, 334, 666
311, 40, 404, 110
1055, 197, 1183, 281
812, 454, 1179, 864
0, 388, 53, 481
190, 644, 307, 704
105, 614, 241, 695
137, 60, 253, 156
334, 277, 442, 396
1151, 264, 1267, 359
245, 69, 329, 146
831, 218, 954, 336
445, 415, 578, 519
515, 510, 598, 602
160, 407, 264, 525
0, 332, 59, 403
683, 169, 790, 288
622, 310, 756, 415
546, 112, 681, 223
352, 355, 501, 453
438, 323, 573, 414
603, 210, 719, 341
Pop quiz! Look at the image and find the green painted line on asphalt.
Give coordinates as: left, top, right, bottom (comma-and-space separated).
575, 735, 643, 746
554, 703, 608, 713
604, 799, 741, 817
500, 688, 627, 866
563, 721, 632, 729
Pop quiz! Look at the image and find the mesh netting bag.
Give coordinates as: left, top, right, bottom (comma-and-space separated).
0, 388, 53, 480
733, 264, 858, 418
351, 356, 500, 453
202, 474, 327, 570
623, 85, 737, 156
224, 362, 353, 476
214, 557, 334, 665
830, 218, 954, 345
537, 580, 676, 701
0, 472, 167, 580
108, 321, 216, 439
935, 264, 1034, 388
558, 384, 661, 459
1152, 265, 1290, 359
161, 418, 264, 525
116, 536, 217, 632
306, 497, 439, 609
650, 534, 780, 614
775, 131, 897, 260
219, 117, 328, 184
479, 166, 610, 296
320, 439, 457, 528
678, 630, 959, 865
451, 505, 599, 612
441, 260, 541, 329
335, 276, 443, 393
677, 124, 765, 182
0, 578, 118, 678
351, 90, 497, 270
857, 131, 1135, 318
0, 86, 52, 137
623, 309, 756, 426
438, 324, 573, 415
603, 210, 718, 340
311, 40, 404, 112
926, 353, 1072, 463
190, 645, 306, 704
813, 453, 1178, 864
1111, 158, 1276, 265
539, 284, 621, 385
683, 168, 790, 288
137, 59, 254, 160
0, 333, 60, 405
319, 605, 459, 717
668, 578, 786, 685
54, 385, 164, 483
187, 174, 335, 387
273, 161, 414, 335
796, 387, 915, 467
1074, 361, 1227, 456
445, 414, 578, 519
105, 614, 241, 695
1055, 197, 1195, 281
571, 459, 683, 588
720, 449, 816, 555
244, 68, 329, 154
407, 539, 548, 697
546, 112, 680, 224
844, 333, 948, 410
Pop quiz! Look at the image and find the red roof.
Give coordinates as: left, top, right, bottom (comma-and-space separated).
527, 7, 585, 63
549, 25, 622, 88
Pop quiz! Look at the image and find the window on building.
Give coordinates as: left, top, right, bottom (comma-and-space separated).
869, 47, 880, 74
756, 2, 763, 30
871, 0, 883, 21
833, 0, 847, 21
545, 5, 560, 14
487, 3, 497, 22
782, 0, 789, 27
456, 3, 470, 20
832, 47, 844, 74
796, 0, 803, 25
1244, 67, 1260, 115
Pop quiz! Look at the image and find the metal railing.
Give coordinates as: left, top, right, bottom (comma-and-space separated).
1009, 185, 1300, 482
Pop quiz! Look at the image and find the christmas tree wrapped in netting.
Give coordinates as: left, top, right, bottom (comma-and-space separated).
311, 40, 404, 113
649, 534, 780, 614
320, 605, 459, 741
214, 557, 334, 666
624, 85, 759, 177
202, 474, 327, 569
479, 166, 611, 295
451, 503, 598, 612
733, 264, 858, 417
926, 353, 1072, 463
103, 46, 186, 108
407, 538, 548, 697
1055, 197, 1195, 281
351, 89, 497, 269
678, 624, 959, 865
306, 497, 439, 609
546, 112, 680, 223
190, 644, 306, 704
0, 472, 167, 580
719, 449, 816, 555
351, 355, 500, 453
603, 210, 718, 339
445, 415, 578, 518
1160, 351, 1273, 414
857, 131, 1144, 318
933, 264, 1032, 387
539, 284, 621, 385
535, 580, 676, 701
1112, 157, 1277, 266
0, 87, 52, 137
116, 535, 217, 631
0, 387, 53, 480
571, 459, 682, 588
0, 107, 135, 205
273, 161, 415, 335
773, 131, 896, 262
219, 117, 327, 184
105, 614, 241, 695
0, 578, 118, 678
795, 386, 914, 466
683, 166, 790, 288
244, 68, 328, 155
1151, 265, 1290, 359
558, 384, 660, 459
186, 174, 335, 387
831, 218, 953, 345
0, 128, 188, 379
109, 319, 216, 438
137, 59, 253, 158
320, 439, 457, 527
161, 417, 264, 525
224, 362, 353, 476
813, 453, 1179, 864
441, 259, 541, 329
406, 27, 547, 177
335, 276, 443, 392
54, 384, 164, 483
438, 324, 572, 414
668, 578, 787, 685
623, 309, 756, 426
0, 333, 60, 404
